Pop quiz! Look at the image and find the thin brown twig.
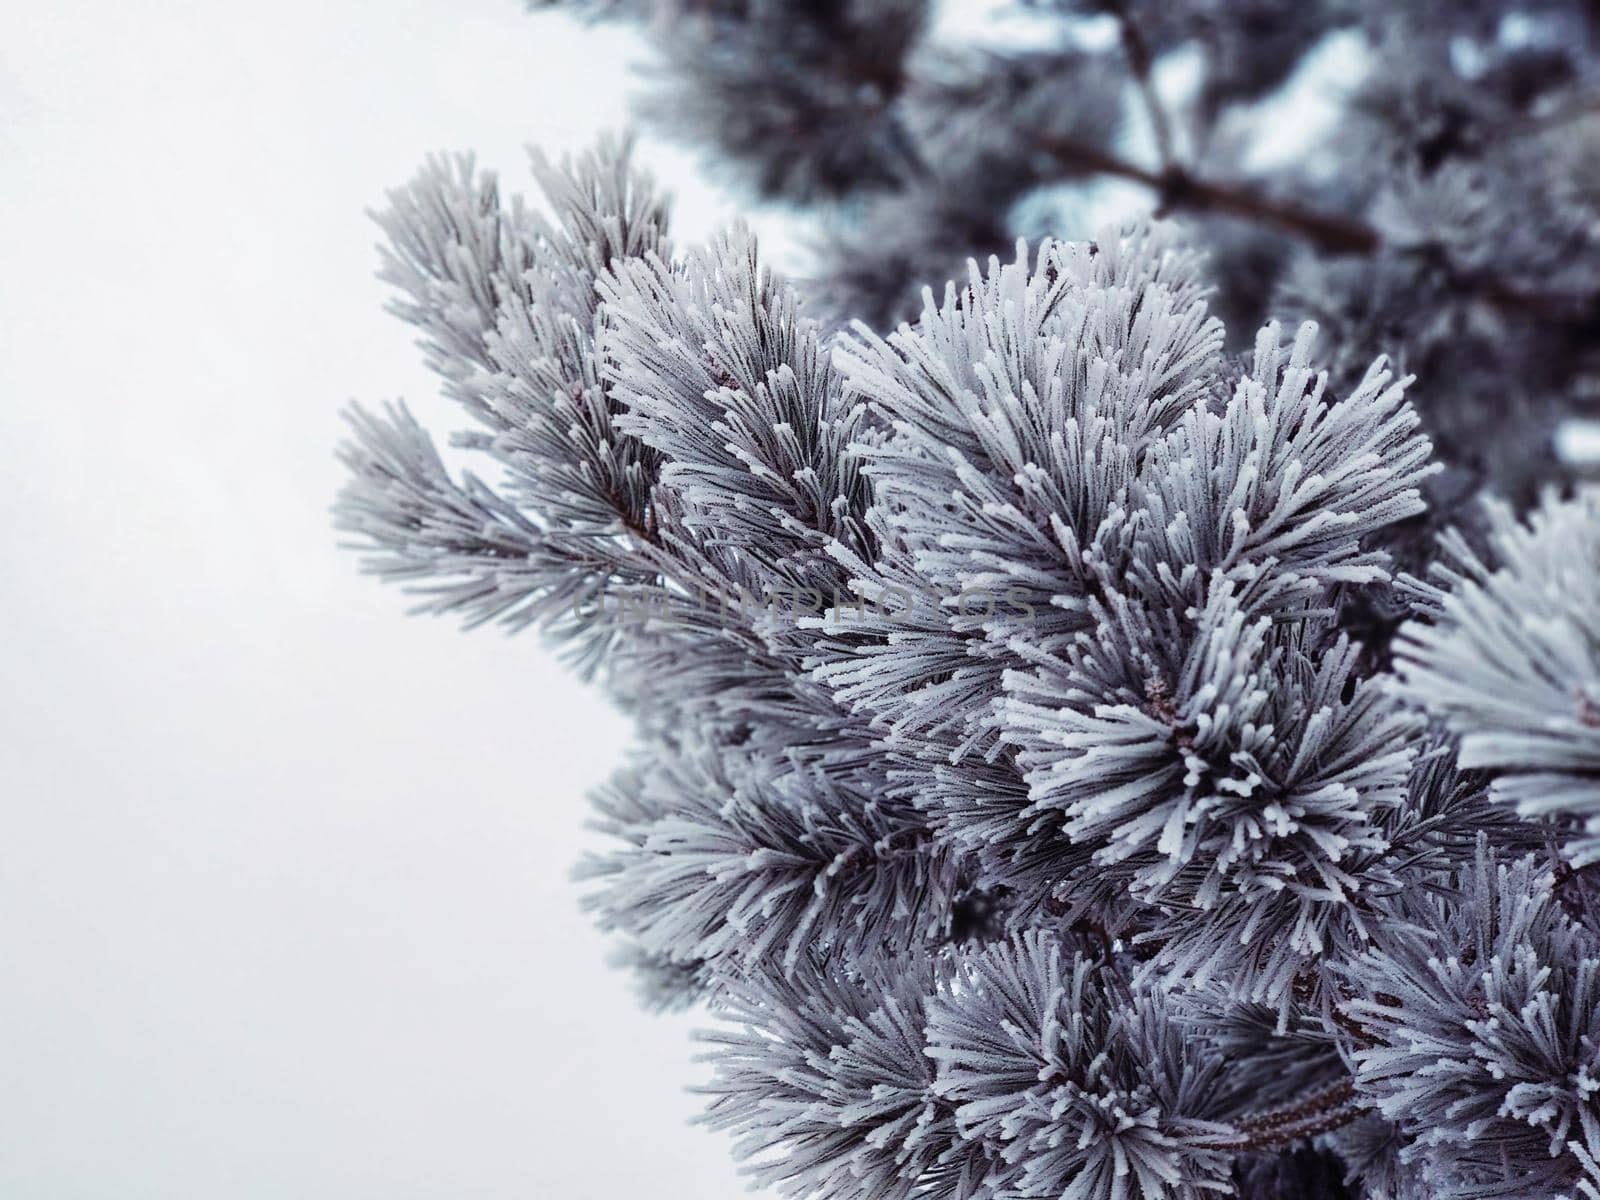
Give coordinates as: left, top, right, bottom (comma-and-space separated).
1107, 0, 1176, 168
1235, 1078, 1356, 1134
1039, 127, 1599, 327
1213, 1077, 1367, 1151
1039, 133, 1381, 255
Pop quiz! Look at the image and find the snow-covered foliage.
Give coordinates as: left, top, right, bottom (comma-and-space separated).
538, 0, 1600, 560
339, 2, 1600, 1190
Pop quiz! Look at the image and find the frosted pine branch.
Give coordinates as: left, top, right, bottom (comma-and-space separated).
340, 120, 1600, 1199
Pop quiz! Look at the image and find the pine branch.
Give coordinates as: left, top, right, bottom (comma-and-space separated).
1040, 133, 1598, 329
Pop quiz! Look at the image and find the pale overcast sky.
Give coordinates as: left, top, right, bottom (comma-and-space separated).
1, 4, 759, 1197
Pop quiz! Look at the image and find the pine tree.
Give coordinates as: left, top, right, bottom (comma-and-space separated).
337, 4, 1600, 1195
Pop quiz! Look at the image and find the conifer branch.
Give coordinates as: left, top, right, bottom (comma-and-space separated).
1038, 133, 1380, 255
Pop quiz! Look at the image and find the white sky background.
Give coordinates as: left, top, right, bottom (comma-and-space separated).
1, 3, 763, 1197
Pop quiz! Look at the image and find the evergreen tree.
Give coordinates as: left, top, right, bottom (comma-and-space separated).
337, 4, 1600, 1195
